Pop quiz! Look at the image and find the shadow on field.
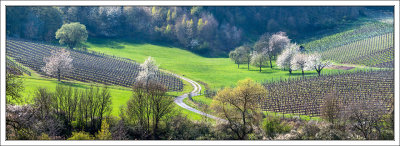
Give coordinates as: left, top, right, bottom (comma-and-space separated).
286, 72, 316, 76
58, 81, 88, 89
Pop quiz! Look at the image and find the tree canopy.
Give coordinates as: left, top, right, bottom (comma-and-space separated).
211, 78, 266, 140
42, 48, 73, 81
55, 22, 88, 49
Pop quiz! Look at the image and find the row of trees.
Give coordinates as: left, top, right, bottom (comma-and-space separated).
6, 84, 112, 139
277, 44, 331, 76
230, 32, 331, 76
230, 32, 290, 72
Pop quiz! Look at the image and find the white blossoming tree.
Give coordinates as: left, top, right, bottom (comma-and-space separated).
307, 53, 331, 76
254, 32, 290, 69
42, 48, 73, 82
136, 56, 159, 85
276, 43, 300, 74
269, 32, 290, 58
291, 53, 310, 77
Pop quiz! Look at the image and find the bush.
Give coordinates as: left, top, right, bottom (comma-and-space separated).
315, 125, 348, 140
67, 131, 94, 140
164, 115, 213, 140
301, 121, 320, 140
262, 117, 292, 139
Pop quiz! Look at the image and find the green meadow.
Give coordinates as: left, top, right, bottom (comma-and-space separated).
84, 39, 356, 89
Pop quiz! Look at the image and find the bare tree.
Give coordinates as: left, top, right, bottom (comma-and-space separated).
276, 43, 300, 74
122, 81, 173, 140
148, 82, 174, 139
42, 48, 73, 82
343, 99, 387, 140
291, 54, 309, 77
320, 89, 342, 124
307, 53, 331, 76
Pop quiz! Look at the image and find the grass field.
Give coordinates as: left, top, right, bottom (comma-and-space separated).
17, 70, 197, 119
85, 38, 355, 89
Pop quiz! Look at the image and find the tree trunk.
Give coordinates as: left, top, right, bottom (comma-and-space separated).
57, 69, 61, 81
237, 63, 239, 69
269, 57, 273, 68
248, 58, 250, 70
302, 69, 304, 77
241, 111, 246, 140
317, 70, 321, 76
153, 119, 159, 140
259, 66, 262, 72
289, 69, 292, 74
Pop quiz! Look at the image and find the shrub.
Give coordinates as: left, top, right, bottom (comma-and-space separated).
262, 117, 292, 139
67, 131, 94, 140
301, 121, 320, 140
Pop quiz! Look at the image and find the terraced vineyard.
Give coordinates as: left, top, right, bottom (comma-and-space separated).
6, 39, 183, 91
262, 70, 394, 117
321, 33, 394, 68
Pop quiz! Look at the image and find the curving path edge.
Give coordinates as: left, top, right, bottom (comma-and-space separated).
172, 74, 226, 122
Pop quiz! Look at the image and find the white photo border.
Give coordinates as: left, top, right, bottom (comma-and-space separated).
1, 1, 399, 145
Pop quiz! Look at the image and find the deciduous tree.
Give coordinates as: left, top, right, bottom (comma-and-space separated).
136, 57, 159, 85
42, 48, 73, 82
276, 43, 300, 74
6, 71, 24, 104
211, 79, 266, 140
55, 22, 88, 49
250, 52, 267, 72
291, 53, 309, 77
236, 45, 252, 70
254, 32, 290, 68
307, 53, 331, 76
95, 120, 112, 140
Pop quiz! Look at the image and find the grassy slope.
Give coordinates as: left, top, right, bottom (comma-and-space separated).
85, 39, 350, 89
18, 70, 199, 120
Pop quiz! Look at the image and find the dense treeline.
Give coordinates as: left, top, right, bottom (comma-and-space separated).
7, 6, 371, 56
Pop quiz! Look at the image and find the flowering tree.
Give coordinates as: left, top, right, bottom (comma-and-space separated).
269, 32, 290, 58
136, 56, 159, 85
42, 48, 73, 82
276, 43, 300, 74
291, 53, 309, 77
307, 53, 331, 76
254, 32, 290, 68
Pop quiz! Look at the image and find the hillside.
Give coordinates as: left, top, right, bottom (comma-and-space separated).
84, 39, 350, 89
6, 39, 183, 91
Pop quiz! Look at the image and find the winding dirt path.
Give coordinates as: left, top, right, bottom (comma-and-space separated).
172, 74, 226, 122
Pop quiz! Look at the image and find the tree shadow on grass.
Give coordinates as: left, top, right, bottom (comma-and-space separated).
285, 72, 317, 76
57, 81, 88, 89
87, 38, 125, 49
